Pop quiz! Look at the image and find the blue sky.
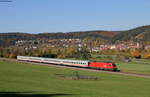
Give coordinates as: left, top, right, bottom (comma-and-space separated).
0, 0, 150, 33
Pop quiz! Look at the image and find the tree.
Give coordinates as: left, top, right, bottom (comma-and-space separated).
73, 47, 91, 60
130, 49, 141, 59
144, 49, 150, 59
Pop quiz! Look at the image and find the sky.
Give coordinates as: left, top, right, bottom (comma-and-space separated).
0, 0, 150, 33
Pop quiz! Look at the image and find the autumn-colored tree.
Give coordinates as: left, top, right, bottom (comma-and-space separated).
130, 49, 141, 58
9, 53, 17, 58
144, 49, 150, 59
65, 47, 76, 58
72, 47, 91, 60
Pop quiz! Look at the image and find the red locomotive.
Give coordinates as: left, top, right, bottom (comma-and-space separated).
88, 61, 118, 71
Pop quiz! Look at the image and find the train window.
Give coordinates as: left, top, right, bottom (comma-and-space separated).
112, 64, 116, 66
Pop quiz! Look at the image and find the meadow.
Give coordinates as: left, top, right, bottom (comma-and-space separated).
117, 59, 150, 74
0, 60, 150, 97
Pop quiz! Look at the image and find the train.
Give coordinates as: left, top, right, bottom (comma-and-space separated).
17, 56, 118, 71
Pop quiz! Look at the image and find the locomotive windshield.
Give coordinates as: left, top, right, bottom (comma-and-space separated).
112, 64, 116, 66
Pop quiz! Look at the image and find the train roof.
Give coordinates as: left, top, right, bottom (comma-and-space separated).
89, 60, 115, 63
17, 56, 89, 63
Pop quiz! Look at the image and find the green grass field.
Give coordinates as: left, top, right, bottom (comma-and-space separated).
0, 60, 150, 97
116, 59, 150, 74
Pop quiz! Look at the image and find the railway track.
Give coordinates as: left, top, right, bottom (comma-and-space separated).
0, 57, 150, 78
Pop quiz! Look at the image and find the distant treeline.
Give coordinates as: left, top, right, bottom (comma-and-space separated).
0, 46, 91, 60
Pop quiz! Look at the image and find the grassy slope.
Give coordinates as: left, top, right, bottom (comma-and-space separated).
117, 59, 150, 74
0, 60, 150, 97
